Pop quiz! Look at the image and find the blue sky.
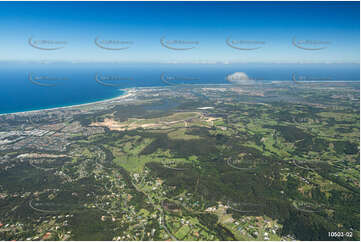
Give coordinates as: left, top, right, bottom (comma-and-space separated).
0, 1, 359, 63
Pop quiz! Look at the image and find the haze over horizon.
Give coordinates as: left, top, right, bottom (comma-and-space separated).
0, 1, 359, 64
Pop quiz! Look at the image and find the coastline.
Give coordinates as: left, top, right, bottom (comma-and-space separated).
0, 83, 231, 117
0, 80, 358, 117
0, 89, 133, 117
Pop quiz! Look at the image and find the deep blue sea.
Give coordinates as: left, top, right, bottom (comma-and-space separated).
0, 63, 359, 114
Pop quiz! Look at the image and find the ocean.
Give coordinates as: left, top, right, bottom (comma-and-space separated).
0, 63, 359, 114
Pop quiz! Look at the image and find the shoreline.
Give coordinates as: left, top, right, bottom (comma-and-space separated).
0, 83, 229, 117
0, 80, 358, 117
0, 89, 133, 117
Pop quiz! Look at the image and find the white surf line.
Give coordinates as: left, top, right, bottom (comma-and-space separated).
0, 89, 132, 116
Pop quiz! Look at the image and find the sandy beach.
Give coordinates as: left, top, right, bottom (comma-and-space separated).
0, 89, 136, 117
